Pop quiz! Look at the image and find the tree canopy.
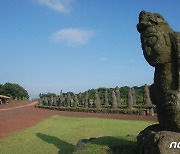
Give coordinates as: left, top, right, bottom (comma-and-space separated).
39, 92, 56, 98
0, 83, 29, 99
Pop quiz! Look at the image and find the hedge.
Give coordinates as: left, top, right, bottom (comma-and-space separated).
35, 105, 153, 116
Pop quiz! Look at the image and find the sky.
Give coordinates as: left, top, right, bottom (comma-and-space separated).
0, 0, 180, 98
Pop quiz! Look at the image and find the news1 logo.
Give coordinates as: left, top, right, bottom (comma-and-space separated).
169, 142, 180, 149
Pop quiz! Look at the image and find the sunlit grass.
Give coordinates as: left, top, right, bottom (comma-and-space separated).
0, 116, 155, 154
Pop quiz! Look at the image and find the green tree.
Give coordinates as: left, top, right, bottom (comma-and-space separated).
41, 93, 56, 98
1, 83, 29, 99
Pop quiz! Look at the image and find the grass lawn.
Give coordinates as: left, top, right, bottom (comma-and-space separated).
0, 116, 155, 154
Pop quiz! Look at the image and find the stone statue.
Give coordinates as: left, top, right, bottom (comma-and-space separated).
67, 94, 71, 107
78, 92, 82, 105
61, 95, 65, 107
104, 90, 109, 107
47, 97, 51, 106
111, 91, 117, 109
94, 90, 101, 108
127, 88, 133, 109
115, 86, 121, 106
137, 10, 180, 154
60, 90, 63, 96
56, 96, 60, 107
137, 10, 180, 132
143, 84, 151, 105
84, 91, 89, 108
53, 97, 57, 106
64, 95, 67, 107
74, 95, 78, 108
50, 96, 54, 106
131, 87, 137, 105
44, 97, 48, 106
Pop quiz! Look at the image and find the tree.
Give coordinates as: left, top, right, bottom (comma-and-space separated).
41, 93, 56, 98
1, 83, 29, 99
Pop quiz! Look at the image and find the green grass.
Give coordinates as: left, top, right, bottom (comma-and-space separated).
0, 116, 155, 154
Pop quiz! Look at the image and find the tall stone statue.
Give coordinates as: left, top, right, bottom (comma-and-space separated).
58, 90, 63, 107
61, 95, 65, 107
115, 86, 121, 106
104, 90, 109, 107
137, 10, 180, 132
94, 90, 101, 108
78, 92, 82, 105
127, 88, 133, 109
44, 97, 48, 106
84, 91, 89, 108
67, 94, 71, 107
137, 10, 180, 154
111, 91, 117, 109
53, 96, 57, 106
56, 96, 60, 107
131, 87, 137, 105
60, 90, 63, 97
64, 95, 68, 107
74, 95, 78, 108
143, 84, 151, 105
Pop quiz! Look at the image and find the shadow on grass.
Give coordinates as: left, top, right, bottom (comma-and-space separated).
36, 133, 74, 154
90, 136, 138, 154
37, 133, 138, 154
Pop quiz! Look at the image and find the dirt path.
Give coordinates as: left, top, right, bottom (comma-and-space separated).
0, 101, 37, 111
0, 101, 157, 138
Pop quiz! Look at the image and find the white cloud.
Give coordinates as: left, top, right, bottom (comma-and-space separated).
98, 57, 107, 61
51, 28, 95, 46
36, 0, 72, 13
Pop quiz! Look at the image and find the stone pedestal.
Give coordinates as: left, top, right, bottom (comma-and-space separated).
137, 124, 180, 154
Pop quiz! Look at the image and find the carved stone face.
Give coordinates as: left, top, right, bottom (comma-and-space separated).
140, 26, 172, 67
137, 11, 174, 67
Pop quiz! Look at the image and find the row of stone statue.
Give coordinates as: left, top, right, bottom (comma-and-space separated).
14, 96, 28, 101
39, 84, 152, 109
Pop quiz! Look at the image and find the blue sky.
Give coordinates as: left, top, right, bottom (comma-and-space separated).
0, 0, 180, 98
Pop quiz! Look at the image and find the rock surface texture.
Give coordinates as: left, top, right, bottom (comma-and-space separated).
137, 124, 180, 154
137, 10, 180, 154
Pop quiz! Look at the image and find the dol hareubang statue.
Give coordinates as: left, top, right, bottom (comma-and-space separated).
137, 11, 180, 132
137, 11, 180, 154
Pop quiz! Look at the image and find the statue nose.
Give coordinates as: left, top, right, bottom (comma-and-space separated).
140, 10, 147, 15
139, 11, 147, 21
